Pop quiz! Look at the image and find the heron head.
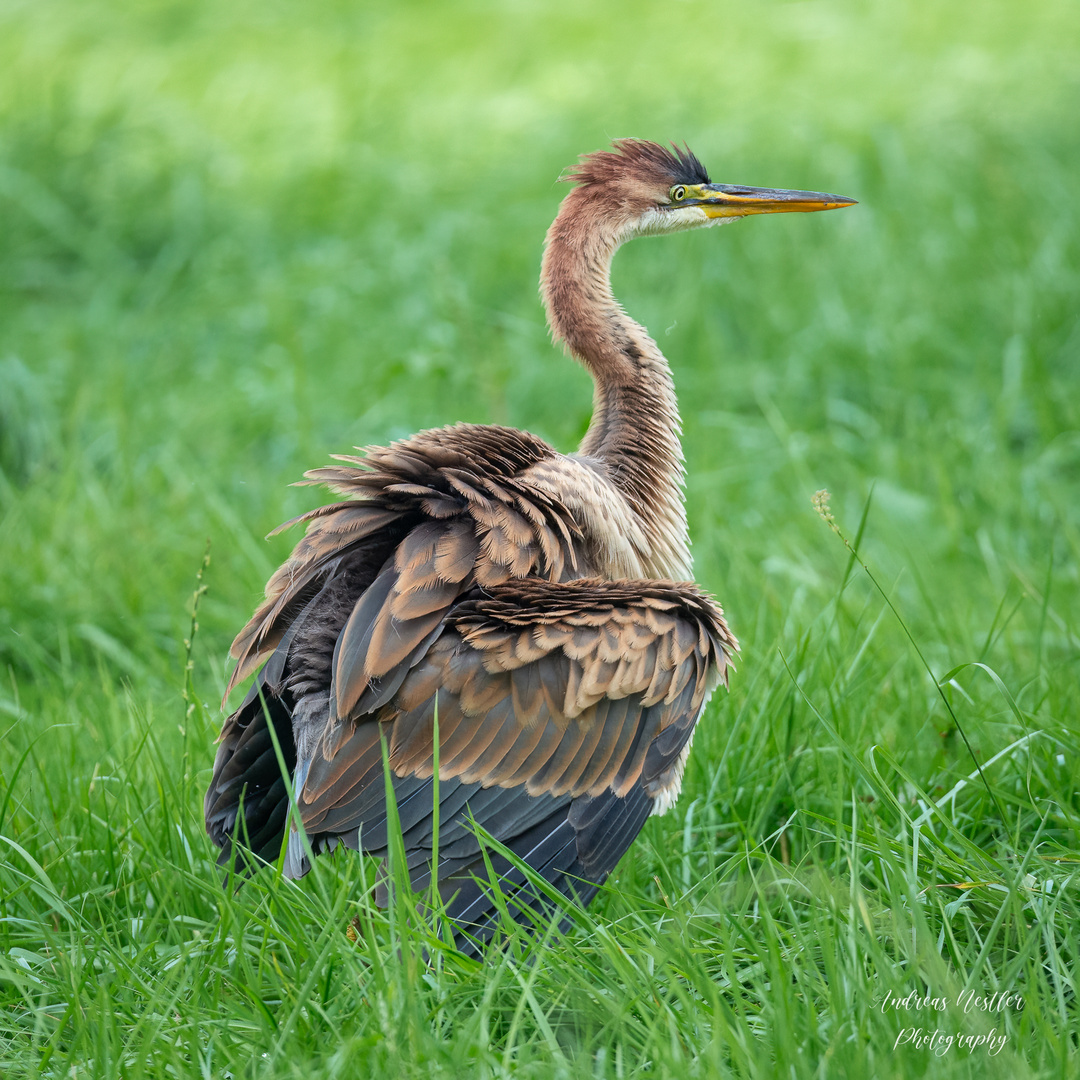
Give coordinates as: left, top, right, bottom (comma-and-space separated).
562, 139, 856, 241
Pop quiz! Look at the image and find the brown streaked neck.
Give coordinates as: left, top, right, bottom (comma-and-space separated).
541, 205, 691, 580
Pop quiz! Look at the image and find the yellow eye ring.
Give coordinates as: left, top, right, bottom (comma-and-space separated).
671, 185, 687, 202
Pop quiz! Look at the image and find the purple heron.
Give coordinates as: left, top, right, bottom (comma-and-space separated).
205, 139, 855, 953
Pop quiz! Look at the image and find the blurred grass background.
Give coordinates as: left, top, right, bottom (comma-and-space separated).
1, 0, 1078, 1076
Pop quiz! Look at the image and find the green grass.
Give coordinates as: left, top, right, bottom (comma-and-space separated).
1, 0, 1078, 1075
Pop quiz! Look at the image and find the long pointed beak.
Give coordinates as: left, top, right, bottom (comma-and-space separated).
693, 183, 857, 218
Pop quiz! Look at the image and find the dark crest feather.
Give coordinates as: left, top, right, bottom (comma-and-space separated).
562, 139, 710, 188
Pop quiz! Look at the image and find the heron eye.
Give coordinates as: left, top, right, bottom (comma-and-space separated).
671, 185, 687, 202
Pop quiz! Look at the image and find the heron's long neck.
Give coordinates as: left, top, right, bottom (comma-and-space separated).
541, 223, 691, 580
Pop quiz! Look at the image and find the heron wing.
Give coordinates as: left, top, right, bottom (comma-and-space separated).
280, 576, 734, 952
296, 577, 735, 838
207, 425, 738, 950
